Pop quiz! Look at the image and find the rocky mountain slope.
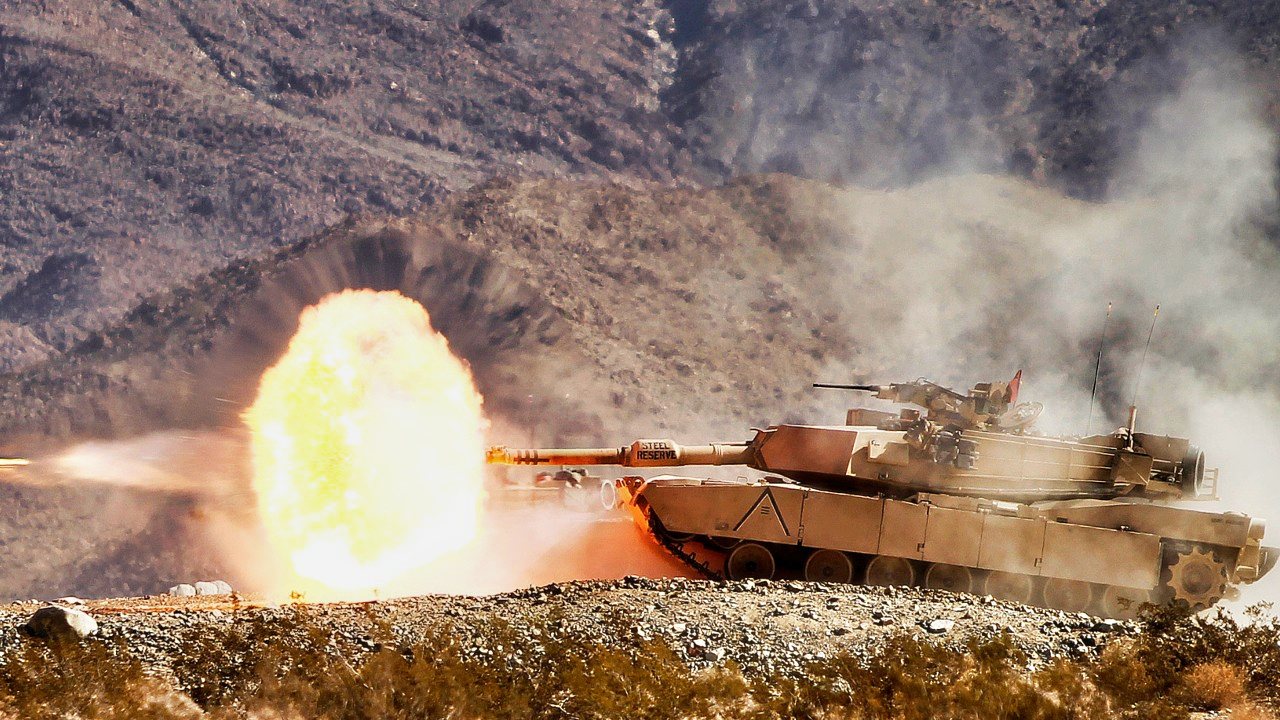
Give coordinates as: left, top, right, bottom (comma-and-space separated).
3, 0, 1280, 376
0, 0, 686, 369
677, 0, 1280, 194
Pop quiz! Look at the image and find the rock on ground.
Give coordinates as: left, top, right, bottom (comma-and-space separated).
23, 605, 98, 641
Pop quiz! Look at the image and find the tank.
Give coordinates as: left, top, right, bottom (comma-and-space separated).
487, 375, 1279, 617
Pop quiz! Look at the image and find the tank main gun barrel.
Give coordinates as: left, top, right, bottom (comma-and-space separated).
812, 383, 884, 392
486, 439, 754, 468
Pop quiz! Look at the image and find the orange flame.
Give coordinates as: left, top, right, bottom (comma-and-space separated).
245, 289, 488, 599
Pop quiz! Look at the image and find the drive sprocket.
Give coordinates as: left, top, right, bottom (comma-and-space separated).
1164, 546, 1228, 611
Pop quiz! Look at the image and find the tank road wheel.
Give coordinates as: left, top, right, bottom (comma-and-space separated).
804, 550, 855, 584
1098, 586, 1154, 620
865, 556, 916, 587
1164, 546, 1229, 612
983, 571, 1035, 604
1043, 578, 1094, 613
924, 564, 974, 594
708, 536, 742, 550
726, 543, 776, 580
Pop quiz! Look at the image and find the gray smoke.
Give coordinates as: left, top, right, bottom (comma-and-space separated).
795, 39, 1280, 603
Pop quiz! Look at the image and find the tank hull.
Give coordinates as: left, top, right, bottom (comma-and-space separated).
618, 476, 1275, 616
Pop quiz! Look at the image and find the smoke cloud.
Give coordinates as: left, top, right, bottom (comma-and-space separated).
793, 38, 1280, 603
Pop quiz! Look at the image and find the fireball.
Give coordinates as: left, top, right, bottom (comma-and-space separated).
245, 289, 488, 598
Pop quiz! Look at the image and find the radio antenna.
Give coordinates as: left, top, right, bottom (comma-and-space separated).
1085, 301, 1112, 435
1126, 304, 1160, 437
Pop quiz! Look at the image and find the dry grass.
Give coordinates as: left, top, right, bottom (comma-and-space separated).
1136, 604, 1280, 690
1178, 661, 1247, 711
0, 605, 1278, 719
0, 636, 202, 719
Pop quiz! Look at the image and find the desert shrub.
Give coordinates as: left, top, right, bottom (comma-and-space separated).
548, 637, 750, 720
171, 608, 342, 709
0, 636, 199, 720
1032, 659, 1111, 719
1176, 661, 1246, 711
755, 635, 1113, 720
1082, 604, 1280, 719
3, 605, 1280, 719
1126, 604, 1280, 704
196, 613, 753, 720
1092, 642, 1158, 708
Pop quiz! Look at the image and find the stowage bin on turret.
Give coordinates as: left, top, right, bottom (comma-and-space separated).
487, 374, 1277, 617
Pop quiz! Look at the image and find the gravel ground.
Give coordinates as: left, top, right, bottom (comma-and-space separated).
0, 578, 1137, 680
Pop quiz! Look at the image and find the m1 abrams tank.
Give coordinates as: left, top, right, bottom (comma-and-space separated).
488, 375, 1278, 617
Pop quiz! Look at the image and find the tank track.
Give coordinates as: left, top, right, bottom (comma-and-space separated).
646, 523, 1224, 619
652, 529, 726, 581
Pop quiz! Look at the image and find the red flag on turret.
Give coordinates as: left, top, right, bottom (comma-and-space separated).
1008, 369, 1022, 405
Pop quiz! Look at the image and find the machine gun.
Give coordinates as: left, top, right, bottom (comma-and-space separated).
815, 372, 1040, 432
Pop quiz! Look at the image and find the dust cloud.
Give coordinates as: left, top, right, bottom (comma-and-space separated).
380, 502, 695, 597
802, 39, 1280, 602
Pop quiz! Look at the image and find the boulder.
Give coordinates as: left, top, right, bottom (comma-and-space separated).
926, 619, 955, 634
24, 605, 98, 641
168, 583, 196, 597
193, 581, 220, 596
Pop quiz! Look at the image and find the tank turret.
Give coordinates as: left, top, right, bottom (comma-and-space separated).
488, 374, 1275, 616
489, 384, 1200, 504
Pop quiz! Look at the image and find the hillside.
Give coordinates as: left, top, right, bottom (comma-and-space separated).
3, 0, 1280, 376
